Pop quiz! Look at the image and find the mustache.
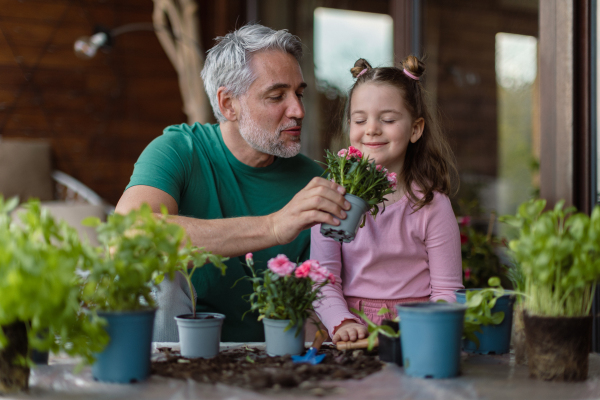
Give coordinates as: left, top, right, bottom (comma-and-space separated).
278, 119, 302, 133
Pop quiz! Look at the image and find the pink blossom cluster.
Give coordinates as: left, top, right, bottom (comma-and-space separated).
337, 146, 363, 160
267, 254, 335, 284
375, 164, 397, 190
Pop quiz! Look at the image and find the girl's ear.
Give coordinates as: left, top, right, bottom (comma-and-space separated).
410, 118, 425, 143
217, 87, 240, 122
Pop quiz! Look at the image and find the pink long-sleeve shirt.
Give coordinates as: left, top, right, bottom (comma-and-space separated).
311, 191, 464, 336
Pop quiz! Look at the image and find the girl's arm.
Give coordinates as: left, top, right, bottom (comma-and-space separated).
310, 225, 361, 336
425, 193, 464, 302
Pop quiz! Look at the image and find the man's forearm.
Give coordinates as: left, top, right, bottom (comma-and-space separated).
166, 214, 279, 258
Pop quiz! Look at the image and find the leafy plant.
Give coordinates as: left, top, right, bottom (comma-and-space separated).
81, 204, 227, 313
350, 307, 399, 351
500, 199, 600, 317
0, 196, 108, 366
321, 146, 396, 224
462, 277, 507, 347
242, 254, 334, 337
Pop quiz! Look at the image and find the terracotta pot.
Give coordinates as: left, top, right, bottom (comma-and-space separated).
0, 321, 29, 394
524, 312, 592, 381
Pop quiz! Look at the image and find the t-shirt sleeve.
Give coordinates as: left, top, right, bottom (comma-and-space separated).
425, 193, 464, 302
126, 126, 192, 205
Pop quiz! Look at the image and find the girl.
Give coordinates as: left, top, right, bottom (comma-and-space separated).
311, 56, 463, 344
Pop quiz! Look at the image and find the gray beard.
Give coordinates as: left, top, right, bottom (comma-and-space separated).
238, 106, 301, 158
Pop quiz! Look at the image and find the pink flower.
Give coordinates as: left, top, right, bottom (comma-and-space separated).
337, 149, 348, 157
295, 261, 311, 278
458, 216, 471, 227
464, 268, 471, 281
307, 261, 330, 283
328, 273, 336, 285
347, 146, 363, 159
386, 172, 397, 189
376, 165, 383, 171
245, 253, 253, 262
267, 254, 296, 277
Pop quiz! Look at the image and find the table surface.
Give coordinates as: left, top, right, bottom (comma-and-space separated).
11, 343, 600, 400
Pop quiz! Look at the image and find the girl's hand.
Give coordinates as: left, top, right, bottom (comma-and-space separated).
332, 320, 368, 344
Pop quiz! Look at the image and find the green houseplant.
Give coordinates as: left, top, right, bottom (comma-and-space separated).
81, 204, 225, 382
320, 146, 397, 242
0, 197, 107, 394
457, 277, 514, 355
172, 244, 228, 359
243, 253, 334, 356
501, 199, 600, 381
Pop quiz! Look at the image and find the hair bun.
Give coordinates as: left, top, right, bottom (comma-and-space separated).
402, 55, 425, 79
350, 58, 372, 78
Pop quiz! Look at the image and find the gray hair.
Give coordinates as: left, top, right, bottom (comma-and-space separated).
201, 24, 303, 122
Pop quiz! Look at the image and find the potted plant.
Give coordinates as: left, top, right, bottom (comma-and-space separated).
0, 197, 108, 394
172, 247, 228, 359
351, 307, 402, 366
81, 204, 214, 383
501, 199, 600, 381
319, 146, 397, 242
243, 253, 334, 356
456, 277, 515, 355
396, 302, 467, 379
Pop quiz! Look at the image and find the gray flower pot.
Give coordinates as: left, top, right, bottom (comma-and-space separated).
320, 193, 370, 243
263, 318, 305, 356
174, 313, 225, 359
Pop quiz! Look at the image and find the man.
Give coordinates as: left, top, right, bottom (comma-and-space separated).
115, 24, 350, 342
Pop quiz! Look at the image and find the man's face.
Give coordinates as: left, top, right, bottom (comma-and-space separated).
237, 50, 306, 158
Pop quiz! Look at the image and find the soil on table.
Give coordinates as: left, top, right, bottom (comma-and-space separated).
152, 344, 383, 395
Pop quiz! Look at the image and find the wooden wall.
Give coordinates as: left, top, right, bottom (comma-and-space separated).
0, 0, 247, 205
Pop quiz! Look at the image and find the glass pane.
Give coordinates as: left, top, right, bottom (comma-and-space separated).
314, 8, 393, 93
496, 32, 539, 226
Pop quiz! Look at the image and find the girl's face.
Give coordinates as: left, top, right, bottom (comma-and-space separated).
349, 82, 424, 176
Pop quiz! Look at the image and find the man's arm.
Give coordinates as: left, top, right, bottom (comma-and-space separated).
115, 178, 350, 258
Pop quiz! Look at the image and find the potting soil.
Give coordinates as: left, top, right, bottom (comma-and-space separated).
151, 344, 383, 394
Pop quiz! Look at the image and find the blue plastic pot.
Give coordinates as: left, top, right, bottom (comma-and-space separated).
92, 309, 156, 383
455, 289, 515, 355
396, 302, 467, 379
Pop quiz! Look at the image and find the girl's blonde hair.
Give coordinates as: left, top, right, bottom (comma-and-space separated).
348, 56, 458, 211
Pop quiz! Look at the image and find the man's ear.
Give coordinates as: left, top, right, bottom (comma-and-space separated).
410, 117, 425, 143
217, 87, 239, 122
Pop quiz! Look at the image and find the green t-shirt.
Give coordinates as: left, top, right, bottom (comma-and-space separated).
126, 123, 323, 341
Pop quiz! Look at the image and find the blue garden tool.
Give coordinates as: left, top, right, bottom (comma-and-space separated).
292, 330, 326, 365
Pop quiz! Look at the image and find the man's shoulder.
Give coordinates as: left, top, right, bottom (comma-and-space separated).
162, 122, 219, 139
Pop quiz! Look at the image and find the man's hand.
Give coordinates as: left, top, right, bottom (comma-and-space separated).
332, 320, 368, 344
268, 177, 351, 245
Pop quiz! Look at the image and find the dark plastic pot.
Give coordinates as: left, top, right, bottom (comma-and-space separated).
377, 319, 402, 366
524, 312, 592, 381
396, 302, 467, 379
320, 193, 370, 243
30, 349, 49, 365
174, 313, 225, 359
92, 309, 156, 384
0, 321, 29, 394
455, 289, 515, 354
263, 318, 305, 356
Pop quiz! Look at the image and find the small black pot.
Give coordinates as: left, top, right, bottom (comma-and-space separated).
378, 319, 402, 366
